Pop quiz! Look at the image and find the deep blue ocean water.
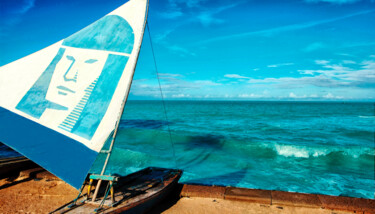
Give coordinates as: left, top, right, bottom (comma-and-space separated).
1, 101, 374, 199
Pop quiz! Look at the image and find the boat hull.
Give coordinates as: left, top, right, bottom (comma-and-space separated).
51, 167, 182, 214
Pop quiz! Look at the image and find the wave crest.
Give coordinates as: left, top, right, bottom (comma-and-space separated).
270, 143, 374, 160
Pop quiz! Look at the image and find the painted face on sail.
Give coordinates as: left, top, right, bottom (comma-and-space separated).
45, 47, 107, 109
15, 14, 134, 140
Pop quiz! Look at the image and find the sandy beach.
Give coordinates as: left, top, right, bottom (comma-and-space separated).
1, 168, 372, 214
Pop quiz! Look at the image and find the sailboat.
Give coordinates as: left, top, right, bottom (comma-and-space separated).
0, 0, 182, 213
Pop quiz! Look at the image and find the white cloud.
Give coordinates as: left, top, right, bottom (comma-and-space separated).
158, 11, 184, 19
159, 0, 196, 20
155, 1, 242, 50
194, 80, 221, 86
315, 60, 330, 65
322, 93, 344, 99
130, 73, 223, 99
299, 60, 375, 87
289, 92, 297, 98
250, 59, 375, 89
0, 0, 36, 37
167, 45, 196, 56
195, 3, 240, 26
194, 9, 375, 45
168, 0, 207, 8
160, 0, 238, 27
342, 60, 356, 64
158, 73, 183, 77
323, 93, 334, 98
267, 63, 294, 68
154, 29, 176, 43
248, 75, 350, 88
172, 93, 191, 98
130, 58, 375, 100
224, 74, 250, 79
238, 93, 263, 98
345, 42, 375, 49
14, 0, 35, 14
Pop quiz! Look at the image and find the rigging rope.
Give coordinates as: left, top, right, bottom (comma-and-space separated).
146, 22, 178, 169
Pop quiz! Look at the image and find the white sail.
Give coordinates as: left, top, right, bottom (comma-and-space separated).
0, 0, 148, 189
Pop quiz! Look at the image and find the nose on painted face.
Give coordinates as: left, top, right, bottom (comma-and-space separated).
63, 55, 77, 82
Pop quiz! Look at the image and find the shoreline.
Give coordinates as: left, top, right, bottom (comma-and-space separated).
180, 184, 375, 213
0, 166, 373, 213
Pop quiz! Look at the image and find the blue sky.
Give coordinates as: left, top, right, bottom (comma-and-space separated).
1, 0, 375, 101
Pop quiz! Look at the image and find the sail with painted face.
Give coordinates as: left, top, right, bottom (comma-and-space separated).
0, 0, 148, 189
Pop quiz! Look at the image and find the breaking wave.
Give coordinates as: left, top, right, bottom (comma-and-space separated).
255, 141, 374, 161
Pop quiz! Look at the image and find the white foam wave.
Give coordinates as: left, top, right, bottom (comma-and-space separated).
312, 150, 327, 157
359, 116, 375, 119
272, 143, 373, 159
275, 145, 309, 158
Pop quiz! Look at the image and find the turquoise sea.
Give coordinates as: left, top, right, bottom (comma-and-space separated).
1, 101, 374, 199
91, 101, 375, 199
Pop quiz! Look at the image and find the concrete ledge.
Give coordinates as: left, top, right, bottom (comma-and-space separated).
180, 184, 375, 213
180, 184, 225, 199
225, 187, 271, 204
318, 194, 375, 213
271, 190, 321, 208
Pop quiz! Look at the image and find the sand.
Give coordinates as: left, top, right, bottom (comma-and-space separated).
159, 197, 353, 214
0, 171, 356, 214
0, 171, 77, 213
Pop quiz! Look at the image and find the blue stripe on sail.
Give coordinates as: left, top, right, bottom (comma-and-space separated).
64, 119, 76, 124
59, 128, 71, 132
58, 125, 72, 132
60, 122, 73, 128
68, 114, 79, 118
70, 112, 80, 117
0, 107, 97, 189
67, 115, 79, 120
58, 123, 71, 129
62, 121, 75, 127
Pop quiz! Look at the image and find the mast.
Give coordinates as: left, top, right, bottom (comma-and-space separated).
91, 0, 150, 201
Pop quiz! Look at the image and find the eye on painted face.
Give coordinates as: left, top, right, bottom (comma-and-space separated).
45, 47, 107, 109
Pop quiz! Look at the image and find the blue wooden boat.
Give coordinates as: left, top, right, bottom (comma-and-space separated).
51, 167, 182, 214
